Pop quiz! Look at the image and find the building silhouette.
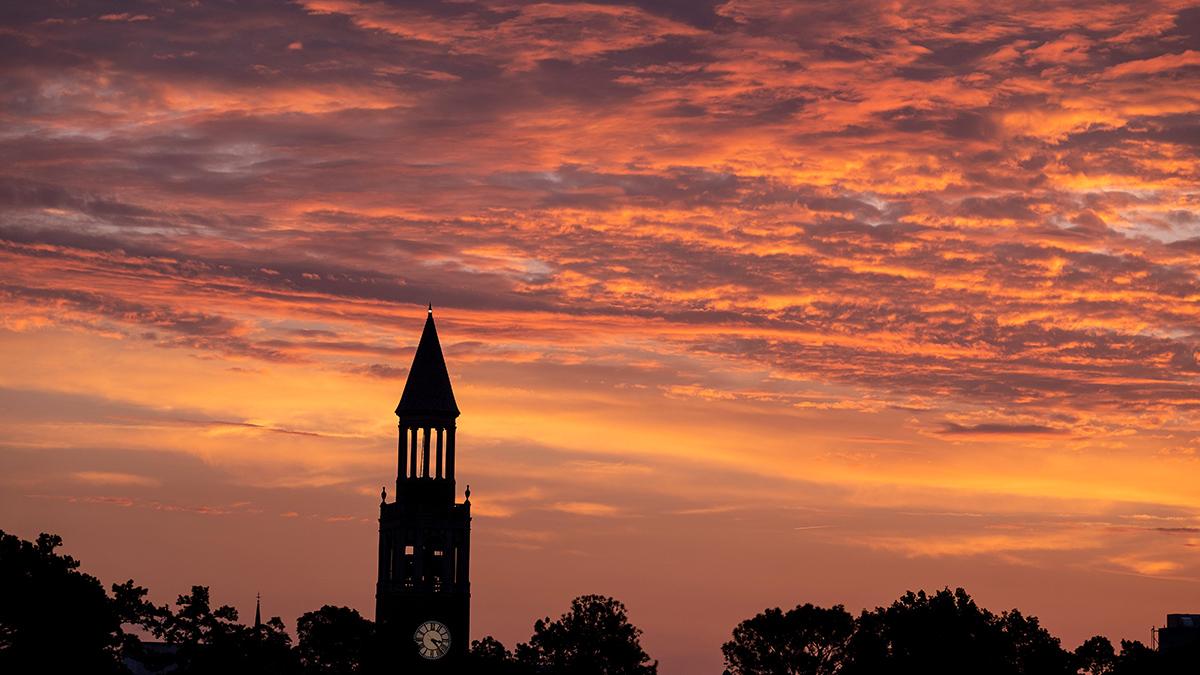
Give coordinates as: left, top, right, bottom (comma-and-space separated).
376, 307, 471, 670
1159, 614, 1200, 654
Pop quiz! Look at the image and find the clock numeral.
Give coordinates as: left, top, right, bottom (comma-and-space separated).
414, 620, 451, 660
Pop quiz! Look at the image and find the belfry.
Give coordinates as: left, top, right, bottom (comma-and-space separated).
376, 306, 470, 669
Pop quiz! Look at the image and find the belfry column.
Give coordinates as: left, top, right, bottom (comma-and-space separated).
408, 427, 417, 478
422, 427, 432, 478
397, 423, 404, 486
436, 428, 444, 478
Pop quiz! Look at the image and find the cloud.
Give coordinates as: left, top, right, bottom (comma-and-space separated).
550, 501, 621, 517
1107, 555, 1184, 576
31, 493, 249, 517
72, 471, 160, 487
939, 423, 1067, 436
1103, 50, 1200, 78
98, 13, 153, 22
860, 527, 1103, 558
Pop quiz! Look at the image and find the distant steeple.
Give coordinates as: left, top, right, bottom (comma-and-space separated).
395, 307, 460, 419
254, 592, 261, 630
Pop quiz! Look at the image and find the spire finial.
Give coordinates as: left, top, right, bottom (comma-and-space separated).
465, 484, 471, 503
396, 301, 460, 418
381, 485, 387, 504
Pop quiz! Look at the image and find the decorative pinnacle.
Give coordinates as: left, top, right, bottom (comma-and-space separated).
427, 302, 432, 314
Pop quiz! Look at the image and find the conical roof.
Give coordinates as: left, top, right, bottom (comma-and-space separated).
395, 308, 460, 418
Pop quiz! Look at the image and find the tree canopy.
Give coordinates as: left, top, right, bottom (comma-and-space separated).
515, 594, 658, 675
722, 603, 853, 675
468, 594, 658, 675
296, 604, 377, 674
5, 530, 1197, 675
160, 585, 296, 673
0, 530, 125, 674
1, 530, 660, 675
843, 588, 1072, 675
1, 530, 295, 674
722, 587, 1195, 675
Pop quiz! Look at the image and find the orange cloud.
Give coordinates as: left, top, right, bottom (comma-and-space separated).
72, 471, 161, 487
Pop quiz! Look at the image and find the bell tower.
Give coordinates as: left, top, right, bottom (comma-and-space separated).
377, 306, 470, 670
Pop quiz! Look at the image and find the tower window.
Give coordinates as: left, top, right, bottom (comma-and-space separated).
433, 549, 444, 557
405, 545, 414, 556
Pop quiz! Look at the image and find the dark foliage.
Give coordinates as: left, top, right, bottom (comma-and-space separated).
1076, 635, 1117, 675
110, 579, 172, 671
844, 588, 1071, 674
296, 605, 377, 674
724, 587, 1197, 675
514, 594, 658, 675
721, 603, 854, 675
6, 530, 1196, 675
1115, 639, 1160, 675
467, 635, 528, 674
1, 530, 296, 674
0, 532, 661, 675
162, 585, 297, 673
0, 530, 126, 674
1108, 637, 1200, 675
468, 595, 658, 675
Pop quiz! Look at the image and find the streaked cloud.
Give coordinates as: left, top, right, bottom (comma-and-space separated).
72, 471, 161, 487
550, 501, 621, 517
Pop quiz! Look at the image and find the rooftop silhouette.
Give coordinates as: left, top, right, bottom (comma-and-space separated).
395, 307, 460, 419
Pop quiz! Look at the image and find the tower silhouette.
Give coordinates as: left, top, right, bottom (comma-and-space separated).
376, 307, 471, 669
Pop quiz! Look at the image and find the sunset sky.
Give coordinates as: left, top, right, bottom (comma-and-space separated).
2, 0, 1199, 671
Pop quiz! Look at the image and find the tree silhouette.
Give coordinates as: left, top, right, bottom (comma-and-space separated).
845, 588, 1071, 675
513, 595, 658, 675
0, 530, 126, 674
110, 578, 171, 671
471, 635, 512, 661
467, 635, 528, 674
1112, 639, 1159, 675
296, 605, 376, 674
726, 589, 1090, 675
996, 608, 1074, 674
5, 529, 1192, 675
1076, 635, 1116, 675
722, 603, 854, 675
250, 615, 298, 672
162, 585, 296, 673
162, 585, 244, 671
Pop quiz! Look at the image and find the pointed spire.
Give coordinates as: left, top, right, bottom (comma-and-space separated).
396, 307, 460, 418
254, 592, 261, 630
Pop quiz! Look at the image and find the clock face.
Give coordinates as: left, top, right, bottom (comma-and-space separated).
413, 620, 451, 660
